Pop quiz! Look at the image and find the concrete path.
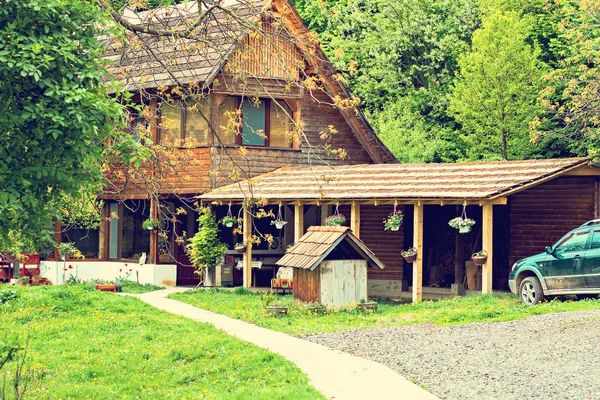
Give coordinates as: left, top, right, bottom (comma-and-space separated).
136, 288, 438, 400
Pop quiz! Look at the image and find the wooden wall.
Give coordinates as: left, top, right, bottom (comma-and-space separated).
103, 147, 212, 199
293, 267, 320, 303
213, 90, 373, 188
360, 205, 404, 281
508, 176, 597, 266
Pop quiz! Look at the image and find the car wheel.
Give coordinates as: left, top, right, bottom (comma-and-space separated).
519, 277, 544, 305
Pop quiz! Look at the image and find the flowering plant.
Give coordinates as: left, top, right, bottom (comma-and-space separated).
448, 217, 476, 233
383, 210, 403, 231
324, 214, 346, 226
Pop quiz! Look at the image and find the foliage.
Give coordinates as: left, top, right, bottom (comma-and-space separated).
324, 214, 346, 226
220, 216, 238, 227
56, 242, 83, 260
401, 247, 417, 257
141, 218, 160, 230
185, 207, 228, 272
172, 290, 600, 336
117, 281, 164, 294
383, 210, 403, 231
0, 0, 124, 247
472, 250, 488, 259
0, 286, 323, 399
0, 290, 18, 305
449, 9, 546, 160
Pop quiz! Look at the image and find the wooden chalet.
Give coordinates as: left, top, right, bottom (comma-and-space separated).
277, 226, 384, 306
201, 157, 600, 302
43, 0, 395, 286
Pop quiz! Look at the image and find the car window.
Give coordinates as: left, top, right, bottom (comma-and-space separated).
555, 230, 589, 254
591, 229, 600, 249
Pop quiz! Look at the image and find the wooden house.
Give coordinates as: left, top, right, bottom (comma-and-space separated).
276, 226, 384, 306
201, 157, 600, 302
41, 0, 395, 286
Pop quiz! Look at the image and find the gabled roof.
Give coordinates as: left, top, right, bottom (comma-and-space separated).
202, 157, 594, 203
276, 226, 385, 270
101, 0, 396, 164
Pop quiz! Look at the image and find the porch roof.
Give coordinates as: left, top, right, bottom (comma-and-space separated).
201, 157, 594, 204
276, 226, 385, 270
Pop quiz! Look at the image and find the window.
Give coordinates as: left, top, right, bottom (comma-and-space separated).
555, 230, 589, 254
218, 96, 293, 148
591, 229, 600, 249
127, 108, 149, 143
107, 201, 150, 260
61, 226, 100, 259
159, 98, 209, 146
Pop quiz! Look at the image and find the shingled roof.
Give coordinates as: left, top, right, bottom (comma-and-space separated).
102, 1, 265, 92
276, 226, 385, 270
201, 157, 594, 203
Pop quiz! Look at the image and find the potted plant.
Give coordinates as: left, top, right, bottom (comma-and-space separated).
95, 280, 117, 292
383, 210, 403, 231
324, 213, 346, 226
142, 218, 160, 231
234, 242, 246, 253
401, 247, 418, 263
271, 219, 287, 230
221, 216, 238, 228
357, 297, 378, 312
472, 250, 488, 266
448, 217, 476, 234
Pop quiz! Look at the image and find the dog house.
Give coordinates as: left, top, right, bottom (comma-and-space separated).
276, 226, 385, 306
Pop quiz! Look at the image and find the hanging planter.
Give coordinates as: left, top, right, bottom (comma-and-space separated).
324, 205, 346, 226
234, 242, 246, 253
401, 247, 418, 263
271, 204, 287, 230
449, 204, 476, 234
472, 250, 488, 266
221, 205, 238, 228
142, 218, 160, 231
383, 204, 403, 231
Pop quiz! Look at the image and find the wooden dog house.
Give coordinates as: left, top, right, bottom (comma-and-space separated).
276, 226, 385, 306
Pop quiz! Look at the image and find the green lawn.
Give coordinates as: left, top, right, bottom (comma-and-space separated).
0, 285, 324, 400
170, 289, 600, 336
119, 281, 165, 293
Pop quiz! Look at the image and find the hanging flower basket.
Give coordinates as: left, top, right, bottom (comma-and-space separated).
472, 250, 488, 266
383, 208, 403, 231
234, 243, 246, 253
448, 217, 476, 234
221, 216, 238, 228
401, 247, 418, 263
142, 218, 160, 231
271, 220, 287, 229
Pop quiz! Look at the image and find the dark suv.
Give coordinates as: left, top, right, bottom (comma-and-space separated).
509, 220, 600, 305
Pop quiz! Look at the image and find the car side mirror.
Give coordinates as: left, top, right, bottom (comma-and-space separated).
545, 246, 554, 256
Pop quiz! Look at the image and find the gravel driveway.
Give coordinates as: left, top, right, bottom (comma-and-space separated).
303, 310, 600, 400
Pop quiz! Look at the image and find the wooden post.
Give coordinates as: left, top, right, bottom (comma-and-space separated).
320, 205, 330, 225
148, 199, 159, 265
243, 207, 253, 288
413, 203, 424, 303
351, 201, 360, 238
294, 203, 304, 242
482, 204, 493, 294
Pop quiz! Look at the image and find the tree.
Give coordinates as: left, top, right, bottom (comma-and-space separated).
185, 207, 227, 283
0, 0, 123, 249
449, 9, 546, 160
535, 0, 600, 159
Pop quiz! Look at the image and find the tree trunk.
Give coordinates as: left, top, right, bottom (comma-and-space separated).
501, 130, 508, 160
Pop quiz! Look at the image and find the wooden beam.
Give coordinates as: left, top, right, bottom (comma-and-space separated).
563, 164, 600, 176
243, 207, 253, 288
148, 199, 159, 264
351, 201, 360, 238
295, 203, 304, 242
413, 204, 424, 303
482, 204, 493, 294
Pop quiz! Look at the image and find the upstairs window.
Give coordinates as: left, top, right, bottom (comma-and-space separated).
218, 96, 293, 148
159, 98, 210, 146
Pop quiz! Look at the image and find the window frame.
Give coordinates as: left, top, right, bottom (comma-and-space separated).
224, 96, 293, 149
158, 98, 211, 147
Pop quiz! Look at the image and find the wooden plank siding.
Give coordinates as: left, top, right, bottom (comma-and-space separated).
508, 176, 597, 266
213, 90, 373, 188
103, 147, 212, 198
293, 267, 320, 303
360, 205, 404, 281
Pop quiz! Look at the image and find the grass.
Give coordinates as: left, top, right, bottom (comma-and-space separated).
119, 281, 165, 293
170, 289, 600, 336
0, 285, 324, 399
